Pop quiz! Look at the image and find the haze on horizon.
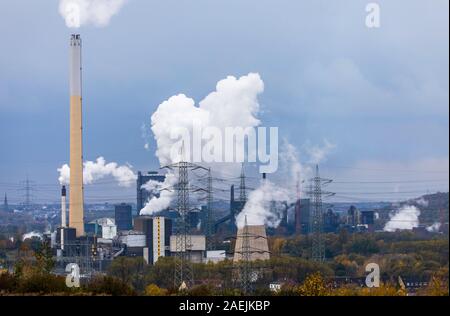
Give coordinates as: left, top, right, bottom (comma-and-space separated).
0, 0, 448, 204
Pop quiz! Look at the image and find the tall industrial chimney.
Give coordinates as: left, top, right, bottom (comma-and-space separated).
69, 34, 84, 237
61, 185, 67, 227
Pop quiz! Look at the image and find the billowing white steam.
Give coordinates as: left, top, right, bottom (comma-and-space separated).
58, 156, 136, 187
140, 73, 264, 215
306, 139, 336, 164
140, 173, 177, 215
22, 231, 43, 241
426, 222, 441, 233
383, 205, 420, 232
59, 0, 127, 28
415, 197, 429, 207
236, 179, 290, 228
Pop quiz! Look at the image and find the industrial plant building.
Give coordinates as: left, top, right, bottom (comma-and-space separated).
115, 203, 133, 231
133, 215, 172, 264
233, 225, 270, 262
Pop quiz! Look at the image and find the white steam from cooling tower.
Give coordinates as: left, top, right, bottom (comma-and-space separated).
140, 73, 264, 215
59, 0, 127, 28
236, 179, 290, 228
383, 205, 421, 232
58, 156, 136, 187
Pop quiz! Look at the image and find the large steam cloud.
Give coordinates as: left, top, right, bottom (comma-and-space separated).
383, 205, 420, 232
58, 156, 136, 187
59, 0, 127, 28
140, 73, 264, 215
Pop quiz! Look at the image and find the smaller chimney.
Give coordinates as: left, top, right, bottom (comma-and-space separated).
61, 185, 67, 228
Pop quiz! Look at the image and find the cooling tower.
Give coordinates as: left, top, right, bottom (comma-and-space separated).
233, 225, 270, 262
69, 34, 84, 237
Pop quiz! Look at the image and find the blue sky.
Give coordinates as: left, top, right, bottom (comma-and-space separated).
0, 0, 448, 204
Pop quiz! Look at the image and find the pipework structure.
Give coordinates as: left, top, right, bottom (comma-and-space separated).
68, 34, 85, 237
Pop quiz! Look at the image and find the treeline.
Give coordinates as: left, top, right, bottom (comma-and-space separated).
1, 231, 448, 296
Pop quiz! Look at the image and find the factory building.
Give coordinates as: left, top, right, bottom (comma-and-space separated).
233, 225, 270, 262
205, 250, 227, 263
115, 203, 133, 231
55, 226, 77, 253
133, 215, 172, 264
136, 171, 166, 213
323, 209, 340, 233
84, 218, 117, 239
215, 185, 245, 233
360, 211, 375, 232
170, 235, 206, 263
347, 205, 360, 227
294, 198, 311, 234
84, 222, 102, 237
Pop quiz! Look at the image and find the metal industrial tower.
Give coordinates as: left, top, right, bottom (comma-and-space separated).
174, 159, 193, 289
205, 168, 214, 251
308, 165, 334, 262
239, 163, 247, 203
162, 145, 208, 290
20, 176, 34, 210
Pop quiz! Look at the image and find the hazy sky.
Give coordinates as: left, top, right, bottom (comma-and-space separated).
0, 0, 448, 204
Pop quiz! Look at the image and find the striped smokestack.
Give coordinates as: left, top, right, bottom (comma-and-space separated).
69, 34, 84, 237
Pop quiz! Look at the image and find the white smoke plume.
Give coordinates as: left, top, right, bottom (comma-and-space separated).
426, 222, 441, 233
150, 73, 263, 167
140, 73, 264, 215
236, 179, 290, 228
280, 141, 304, 195
22, 231, 43, 241
141, 123, 151, 151
415, 197, 429, 207
305, 139, 336, 164
59, 0, 127, 28
383, 205, 421, 232
140, 172, 177, 215
58, 156, 136, 187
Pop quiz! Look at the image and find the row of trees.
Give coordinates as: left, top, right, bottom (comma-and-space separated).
1, 231, 448, 296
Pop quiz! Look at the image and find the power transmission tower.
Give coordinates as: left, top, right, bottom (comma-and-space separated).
19, 176, 34, 210
307, 165, 334, 262
175, 159, 193, 289
162, 145, 208, 290
205, 168, 214, 251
